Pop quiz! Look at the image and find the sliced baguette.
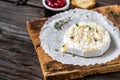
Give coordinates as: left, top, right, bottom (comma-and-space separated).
71, 0, 96, 9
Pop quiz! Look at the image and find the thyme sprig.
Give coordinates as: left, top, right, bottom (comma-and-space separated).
54, 17, 71, 30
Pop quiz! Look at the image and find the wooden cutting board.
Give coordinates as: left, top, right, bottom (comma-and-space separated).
26, 5, 120, 80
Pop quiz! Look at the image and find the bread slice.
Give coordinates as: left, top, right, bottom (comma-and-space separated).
71, 0, 96, 9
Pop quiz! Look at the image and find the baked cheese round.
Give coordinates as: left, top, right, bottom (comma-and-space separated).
61, 22, 111, 57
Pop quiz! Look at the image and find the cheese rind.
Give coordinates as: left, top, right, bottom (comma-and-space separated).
61, 22, 111, 57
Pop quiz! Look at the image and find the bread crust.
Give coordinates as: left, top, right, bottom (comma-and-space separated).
71, 0, 96, 9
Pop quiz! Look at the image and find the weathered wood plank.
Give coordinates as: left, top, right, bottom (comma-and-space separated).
1, 0, 43, 7
96, 0, 120, 7
0, 1, 44, 80
0, 1, 44, 27
0, 22, 44, 80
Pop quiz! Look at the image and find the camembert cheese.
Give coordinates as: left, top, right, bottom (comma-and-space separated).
61, 22, 111, 57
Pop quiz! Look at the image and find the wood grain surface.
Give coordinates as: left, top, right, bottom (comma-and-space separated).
27, 5, 120, 80
0, 0, 120, 80
0, 1, 44, 80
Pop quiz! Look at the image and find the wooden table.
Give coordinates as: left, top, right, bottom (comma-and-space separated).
0, 0, 120, 80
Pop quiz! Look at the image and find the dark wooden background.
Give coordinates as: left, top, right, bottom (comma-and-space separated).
0, 0, 120, 80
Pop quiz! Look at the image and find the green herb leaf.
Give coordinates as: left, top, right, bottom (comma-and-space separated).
70, 36, 74, 39
86, 25, 91, 30
54, 17, 71, 30
110, 10, 120, 16
86, 15, 89, 17
55, 49, 59, 51
86, 25, 90, 27
89, 27, 92, 30
59, 20, 64, 23
76, 23, 79, 27
72, 54, 76, 57
45, 64, 52, 69
54, 22, 62, 30
73, 11, 76, 13
94, 38, 97, 42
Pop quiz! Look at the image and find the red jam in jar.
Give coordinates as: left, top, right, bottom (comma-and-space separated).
46, 0, 67, 8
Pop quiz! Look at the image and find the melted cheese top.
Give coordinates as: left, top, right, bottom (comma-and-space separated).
61, 22, 111, 57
